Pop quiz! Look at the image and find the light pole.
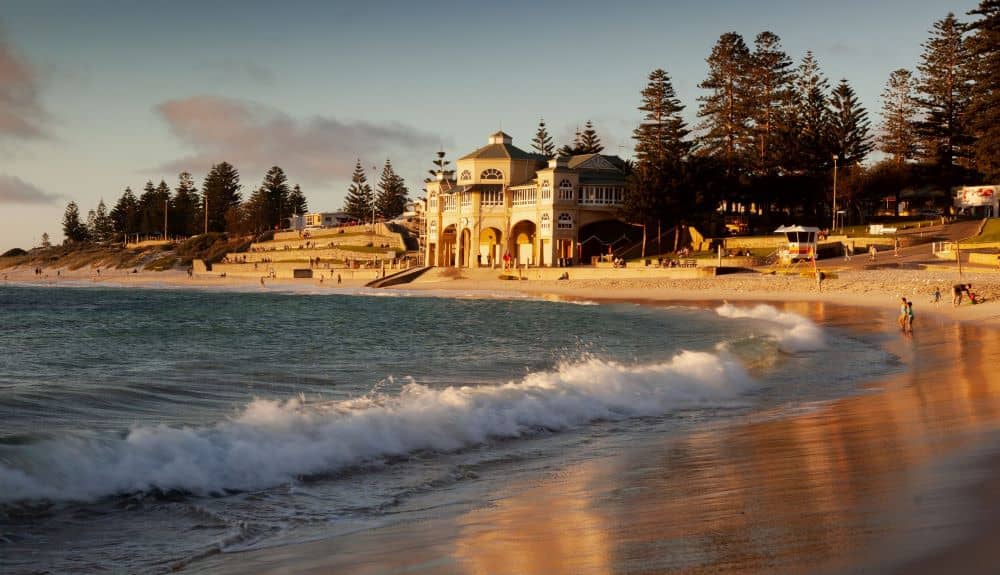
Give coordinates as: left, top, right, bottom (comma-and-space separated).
832, 155, 839, 232
370, 165, 377, 231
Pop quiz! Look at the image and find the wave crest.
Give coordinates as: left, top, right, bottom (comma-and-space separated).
0, 351, 753, 504
715, 303, 824, 352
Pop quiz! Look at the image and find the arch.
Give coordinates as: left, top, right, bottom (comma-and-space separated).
460, 170, 471, 181
479, 227, 503, 267
480, 168, 503, 181
558, 179, 573, 200
510, 220, 537, 266
557, 212, 574, 229
440, 224, 457, 266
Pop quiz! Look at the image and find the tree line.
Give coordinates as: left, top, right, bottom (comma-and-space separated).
610, 4, 999, 233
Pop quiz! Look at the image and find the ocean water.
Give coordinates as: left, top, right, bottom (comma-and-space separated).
0, 285, 897, 574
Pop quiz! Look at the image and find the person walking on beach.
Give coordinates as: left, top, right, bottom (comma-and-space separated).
932, 287, 941, 306
953, 283, 970, 306
898, 297, 908, 330
869, 245, 877, 262
894, 236, 901, 257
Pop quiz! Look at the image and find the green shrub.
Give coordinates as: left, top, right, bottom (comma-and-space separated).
1, 248, 26, 257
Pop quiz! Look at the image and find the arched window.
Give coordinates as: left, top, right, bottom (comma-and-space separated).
460, 170, 471, 181
540, 180, 552, 200
429, 220, 437, 233
480, 168, 503, 180
558, 180, 573, 200
557, 213, 573, 229
540, 213, 551, 231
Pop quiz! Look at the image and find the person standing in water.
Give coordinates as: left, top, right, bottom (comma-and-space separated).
905, 301, 915, 334
898, 297, 908, 330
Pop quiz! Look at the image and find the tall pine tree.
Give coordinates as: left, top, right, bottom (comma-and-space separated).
697, 32, 753, 179
375, 159, 409, 220
287, 184, 308, 216
578, 120, 604, 153
914, 13, 973, 185
62, 201, 88, 243
829, 79, 873, 166
201, 162, 242, 233
110, 187, 140, 242
791, 51, 833, 175
172, 172, 200, 236
261, 166, 290, 230
531, 118, 555, 159
878, 69, 918, 166
967, 0, 1000, 180
93, 199, 113, 243
343, 159, 374, 222
748, 31, 796, 176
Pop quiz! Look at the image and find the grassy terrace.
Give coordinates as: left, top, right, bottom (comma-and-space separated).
963, 218, 1000, 244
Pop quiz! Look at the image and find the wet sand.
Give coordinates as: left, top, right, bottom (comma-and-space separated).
188, 301, 1000, 575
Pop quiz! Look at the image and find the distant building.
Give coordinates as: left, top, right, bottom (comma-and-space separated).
424, 131, 628, 267
288, 211, 352, 230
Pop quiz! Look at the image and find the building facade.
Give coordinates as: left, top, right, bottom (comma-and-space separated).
424, 131, 628, 267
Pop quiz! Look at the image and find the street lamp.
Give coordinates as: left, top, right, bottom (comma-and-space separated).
370, 165, 378, 231
832, 155, 839, 232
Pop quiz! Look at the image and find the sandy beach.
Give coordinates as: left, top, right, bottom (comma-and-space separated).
5, 263, 1000, 573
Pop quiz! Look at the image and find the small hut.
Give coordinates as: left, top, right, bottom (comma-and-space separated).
774, 225, 819, 263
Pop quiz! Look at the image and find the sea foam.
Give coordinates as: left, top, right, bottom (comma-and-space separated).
0, 351, 752, 503
715, 303, 825, 352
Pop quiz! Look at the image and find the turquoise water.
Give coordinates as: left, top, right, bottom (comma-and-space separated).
0, 285, 896, 573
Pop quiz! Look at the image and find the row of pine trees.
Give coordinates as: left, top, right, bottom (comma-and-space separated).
62, 157, 412, 244
611, 6, 999, 231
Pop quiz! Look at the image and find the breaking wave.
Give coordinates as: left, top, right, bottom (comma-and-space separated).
715, 303, 825, 352
0, 351, 753, 504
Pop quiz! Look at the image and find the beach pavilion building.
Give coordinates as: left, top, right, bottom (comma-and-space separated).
424, 131, 629, 267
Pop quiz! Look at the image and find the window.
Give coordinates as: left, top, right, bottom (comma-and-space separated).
429, 194, 438, 209
460, 170, 471, 181
512, 188, 537, 206
558, 180, 573, 200
480, 168, 503, 180
540, 213, 551, 231
443, 195, 455, 211
429, 220, 437, 233
461, 192, 471, 207
481, 185, 504, 206
577, 186, 624, 205
540, 180, 551, 200
557, 213, 573, 229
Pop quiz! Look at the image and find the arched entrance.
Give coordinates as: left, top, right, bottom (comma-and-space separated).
459, 228, 473, 267
578, 219, 640, 263
440, 224, 457, 266
510, 220, 537, 266
479, 227, 502, 267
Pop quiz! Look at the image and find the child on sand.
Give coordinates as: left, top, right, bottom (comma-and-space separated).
898, 297, 908, 330
905, 301, 914, 333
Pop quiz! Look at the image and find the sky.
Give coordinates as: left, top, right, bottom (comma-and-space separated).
0, 0, 982, 252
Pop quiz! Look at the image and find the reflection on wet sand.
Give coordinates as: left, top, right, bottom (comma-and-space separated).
449, 305, 1000, 574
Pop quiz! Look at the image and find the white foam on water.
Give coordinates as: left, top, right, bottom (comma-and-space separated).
715, 303, 825, 352
0, 351, 754, 503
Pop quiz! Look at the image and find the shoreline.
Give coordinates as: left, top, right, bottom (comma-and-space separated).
5, 265, 1000, 573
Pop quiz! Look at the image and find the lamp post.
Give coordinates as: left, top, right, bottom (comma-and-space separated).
370, 165, 377, 232
832, 155, 838, 232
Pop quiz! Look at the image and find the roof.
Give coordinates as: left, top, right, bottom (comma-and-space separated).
567, 153, 627, 172
774, 225, 820, 233
490, 130, 512, 139
457, 143, 547, 162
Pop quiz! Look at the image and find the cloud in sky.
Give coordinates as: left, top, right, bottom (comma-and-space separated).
0, 174, 62, 204
0, 30, 46, 139
155, 96, 440, 184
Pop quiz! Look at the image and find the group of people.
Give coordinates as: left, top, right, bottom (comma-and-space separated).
952, 283, 977, 306
898, 297, 916, 334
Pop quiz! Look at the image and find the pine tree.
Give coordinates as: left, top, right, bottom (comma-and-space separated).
240, 186, 269, 235
914, 13, 973, 184
110, 186, 140, 242
85, 209, 97, 240
201, 162, 242, 233
287, 184, 308, 215
62, 201, 88, 243
878, 69, 918, 166
634, 69, 691, 167
829, 79, 873, 165
172, 172, 200, 237
748, 31, 796, 175
425, 149, 453, 182
41, 232, 50, 248
375, 159, 409, 220
94, 199, 113, 243
343, 159, 374, 222
697, 32, 753, 179
137, 181, 158, 236
791, 51, 833, 175
557, 127, 583, 157
578, 120, 604, 153
532, 118, 556, 159
260, 166, 290, 230
967, 0, 1000, 180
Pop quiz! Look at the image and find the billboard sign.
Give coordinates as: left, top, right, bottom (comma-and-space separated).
955, 185, 998, 208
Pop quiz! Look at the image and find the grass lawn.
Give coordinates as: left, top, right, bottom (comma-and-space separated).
964, 219, 1000, 244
